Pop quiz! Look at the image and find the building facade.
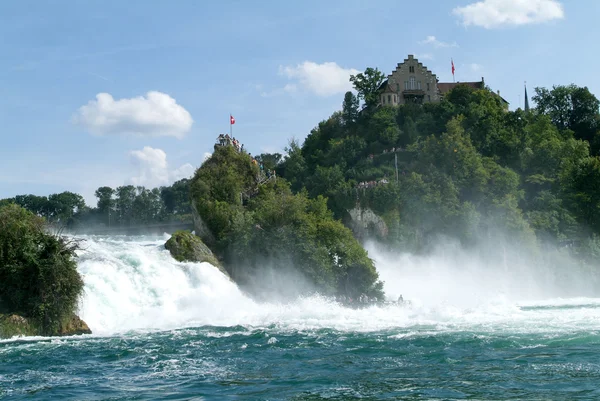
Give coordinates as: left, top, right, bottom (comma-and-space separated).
379, 55, 508, 108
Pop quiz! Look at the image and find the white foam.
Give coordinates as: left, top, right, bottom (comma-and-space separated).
73, 235, 600, 337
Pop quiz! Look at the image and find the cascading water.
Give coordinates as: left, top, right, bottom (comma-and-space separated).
71, 235, 600, 337
75, 235, 257, 334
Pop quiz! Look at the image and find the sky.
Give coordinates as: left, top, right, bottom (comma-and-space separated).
1, 0, 598, 205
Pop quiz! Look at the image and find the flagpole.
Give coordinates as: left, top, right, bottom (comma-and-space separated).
230, 113, 232, 137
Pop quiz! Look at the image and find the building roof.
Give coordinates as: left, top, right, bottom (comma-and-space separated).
379, 80, 397, 94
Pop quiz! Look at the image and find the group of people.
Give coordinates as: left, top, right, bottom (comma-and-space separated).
217, 134, 244, 153
251, 159, 276, 182
356, 178, 389, 189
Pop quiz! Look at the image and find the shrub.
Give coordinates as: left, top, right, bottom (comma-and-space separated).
0, 204, 84, 334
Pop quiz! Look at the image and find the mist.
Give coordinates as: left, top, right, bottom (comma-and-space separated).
228, 256, 321, 303
366, 233, 600, 309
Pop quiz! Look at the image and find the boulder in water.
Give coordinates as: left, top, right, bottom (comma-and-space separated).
0, 313, 91, 339
58, 315, 92, 336
165, 231, 228, 274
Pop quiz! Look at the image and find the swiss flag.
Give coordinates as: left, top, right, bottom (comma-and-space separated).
230, 115, 236, 125
451, 59, 455, 76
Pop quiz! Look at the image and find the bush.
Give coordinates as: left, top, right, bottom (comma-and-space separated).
0, 204, 84, 334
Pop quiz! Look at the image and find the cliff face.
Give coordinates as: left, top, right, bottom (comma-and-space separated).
346, 207, 389, 240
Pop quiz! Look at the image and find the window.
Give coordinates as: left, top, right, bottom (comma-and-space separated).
428, 95, 431, 101
396, 83, 399, 92
409, 66, 415, 73
417, 81, 421, 90
427, 83, 430, 91
409, 76, 416, 90
393, 95, 396, 103
404, 81, 409, 89
387, 95, 391, 103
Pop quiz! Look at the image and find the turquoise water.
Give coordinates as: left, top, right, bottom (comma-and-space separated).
2, 320, 600, 400
1, 236, 599, 400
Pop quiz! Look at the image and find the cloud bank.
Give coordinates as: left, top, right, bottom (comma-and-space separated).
279, 61, 359, 96
129, 146, 194, 187
72, 91, 193, 138
453, 0, 564, 29
419, 36, 458, 48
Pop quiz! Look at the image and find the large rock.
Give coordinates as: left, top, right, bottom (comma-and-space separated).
0, 313, 91, 339
165, 231, 229, 276
58, 315, 92, 336
346, 207, 389, 239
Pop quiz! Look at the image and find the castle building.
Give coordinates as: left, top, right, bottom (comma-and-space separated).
379, 55, 508, 108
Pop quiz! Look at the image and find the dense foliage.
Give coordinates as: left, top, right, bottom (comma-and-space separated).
274, 74, 600, 260
0, 179, 192, 230
0, 204, 84, 334
190, 145, 384, 299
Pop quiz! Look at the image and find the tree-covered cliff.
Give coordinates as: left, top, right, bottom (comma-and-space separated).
275, 71, 600, 261
190, 145, 383, 300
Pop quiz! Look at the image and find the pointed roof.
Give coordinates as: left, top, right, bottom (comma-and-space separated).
524, 83, 530, 112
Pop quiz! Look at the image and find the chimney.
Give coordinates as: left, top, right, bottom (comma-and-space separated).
497, 90, 500, 96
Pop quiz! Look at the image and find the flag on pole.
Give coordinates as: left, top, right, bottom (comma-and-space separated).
230, 115, 236, 125
451, 58, 455, 79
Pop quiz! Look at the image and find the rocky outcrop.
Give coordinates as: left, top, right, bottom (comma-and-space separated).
165, 230, 229, 277
0, 313, 91, 339
57, 315, 92, 336
346, 207, 389, 239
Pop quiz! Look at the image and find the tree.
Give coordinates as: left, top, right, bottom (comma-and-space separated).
280, 139, 307, 192
115, 185, 136, 226
47, 191, 86, 225
341, 91, 359, 126
255, 153, 283, 173
350, 67, 386, 110
95, 186, 115, 226
161, 178, 191, 216
0, 204, 84, 334
533, 84, 600, 145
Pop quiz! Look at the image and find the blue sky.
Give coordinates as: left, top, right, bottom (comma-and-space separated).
1, 0, 597, 205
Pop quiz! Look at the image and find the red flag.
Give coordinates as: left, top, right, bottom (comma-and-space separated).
451, 59, 455, 76
230, 115, 235, 125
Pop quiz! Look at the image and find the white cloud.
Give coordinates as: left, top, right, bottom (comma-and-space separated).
129, 146, 194, 187
414, 53, 435, 61
419, 36, 458, 48
452, 0, 564, 29
72, 91, 193, 138
279, 61, 359, 96
469, 63, 483, 72
260, 83, 297, 98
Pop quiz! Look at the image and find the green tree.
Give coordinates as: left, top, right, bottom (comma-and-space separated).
47, 191, 86, 226
95, 186, 115, 226
341, 91, 359, 126
255, 152, 283, 172
533, 84, 600, 146
0, 204, 84, 334
350, 67, 386, 110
